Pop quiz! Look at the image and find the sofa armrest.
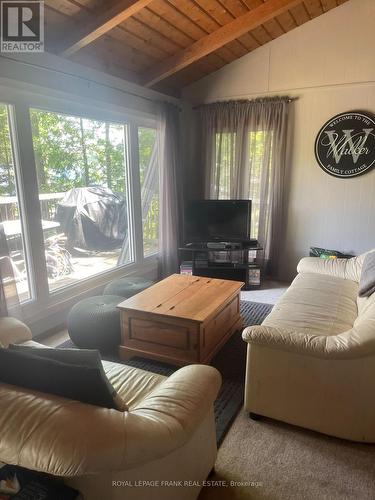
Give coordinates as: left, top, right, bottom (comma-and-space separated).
297, 257, 349, 279
125, 364, 221, 468
0, 317, 32, 347
297, 253, 369, 283
0, 364, 221, 476
242, 324, 373, 360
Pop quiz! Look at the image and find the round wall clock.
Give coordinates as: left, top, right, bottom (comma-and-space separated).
314, 111, 375, 178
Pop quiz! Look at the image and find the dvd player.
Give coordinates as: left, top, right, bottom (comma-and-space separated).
206, 242, 242, 250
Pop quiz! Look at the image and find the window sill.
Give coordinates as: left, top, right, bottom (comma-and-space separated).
20, 256, 159, 337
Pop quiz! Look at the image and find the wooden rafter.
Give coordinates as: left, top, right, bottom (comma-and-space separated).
142, 0, 302, 87
60, 0, 154, 58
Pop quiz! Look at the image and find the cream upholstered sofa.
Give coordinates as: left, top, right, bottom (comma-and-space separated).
242, 250, 375, 442
0, 323, 221, 500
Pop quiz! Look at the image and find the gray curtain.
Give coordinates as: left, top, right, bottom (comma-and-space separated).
199, 97, 290, 277
157, 102, 183, 278
117, 138, 158, 266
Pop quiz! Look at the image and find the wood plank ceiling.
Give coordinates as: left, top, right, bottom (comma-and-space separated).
45, 0, 349, 96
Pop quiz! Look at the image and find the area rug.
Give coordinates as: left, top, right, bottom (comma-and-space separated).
59, 300, 273, 445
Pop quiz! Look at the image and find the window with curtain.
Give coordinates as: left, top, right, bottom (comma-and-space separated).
215, 130, 273, 240
200, 98, 290, 276
0, 95, 161, 319
214, 132, 236, 200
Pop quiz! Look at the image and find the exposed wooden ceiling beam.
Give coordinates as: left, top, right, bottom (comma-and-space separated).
142, 0, 301, 87
60, 0, 154, 58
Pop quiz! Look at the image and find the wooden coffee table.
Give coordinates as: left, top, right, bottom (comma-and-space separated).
118, 274, 244, 366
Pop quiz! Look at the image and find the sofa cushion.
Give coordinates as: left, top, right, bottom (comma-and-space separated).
0, 346, 127, 411
264, 272, 358, 336
102, 360, 166, 410
358, 251, 375, 298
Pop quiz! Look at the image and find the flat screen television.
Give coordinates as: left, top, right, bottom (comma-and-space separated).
184, 200, 252, 243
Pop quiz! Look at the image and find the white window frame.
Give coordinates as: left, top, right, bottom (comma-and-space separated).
0, 85, 159, 324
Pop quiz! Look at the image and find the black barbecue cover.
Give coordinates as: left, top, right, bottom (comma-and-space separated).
56, 186, 127, 251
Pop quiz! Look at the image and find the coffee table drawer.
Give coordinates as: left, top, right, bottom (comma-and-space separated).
120, 314, 200, 365
127, 317, 191, 350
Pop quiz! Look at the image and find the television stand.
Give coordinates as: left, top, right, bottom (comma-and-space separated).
179, 240, 263, 290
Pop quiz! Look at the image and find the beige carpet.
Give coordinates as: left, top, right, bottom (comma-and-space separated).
199, 411, 375, 500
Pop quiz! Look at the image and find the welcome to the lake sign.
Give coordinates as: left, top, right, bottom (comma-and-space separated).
315, 111, 375, 178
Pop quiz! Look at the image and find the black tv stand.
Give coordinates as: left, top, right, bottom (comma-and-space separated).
179, 240, 263, 290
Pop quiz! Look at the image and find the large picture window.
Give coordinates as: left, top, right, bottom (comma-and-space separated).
30, 109, 133, 292
0, 90, 160, 320
0, 104, 31, 301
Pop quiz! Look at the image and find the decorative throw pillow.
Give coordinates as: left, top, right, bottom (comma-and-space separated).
1, 346, 128, 411
358, 251, 375, 298
9, 345, 128, 411
310, 246, 354, 260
